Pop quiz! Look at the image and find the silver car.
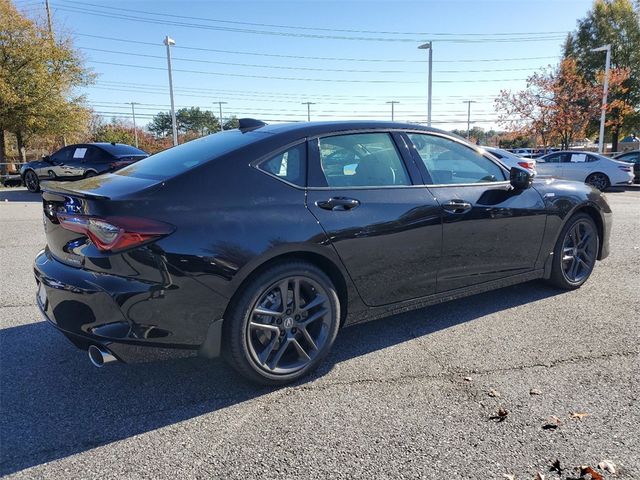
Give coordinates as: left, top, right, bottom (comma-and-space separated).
537, 150, 634, 191
483, 147, 536, 173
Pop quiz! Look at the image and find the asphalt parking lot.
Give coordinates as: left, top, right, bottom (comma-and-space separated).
0, 186, 638, 479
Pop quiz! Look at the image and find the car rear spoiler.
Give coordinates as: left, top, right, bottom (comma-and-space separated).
41, 182, 111, 201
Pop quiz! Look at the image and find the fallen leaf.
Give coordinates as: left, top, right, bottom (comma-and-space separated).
502, 475, 515, 480
570, 412, 590, 420
488, 388, 501, 398
598, 460, 616, 474
542, 416, 562, 430
534, 472, 545, 480
530, 388, 542, 395
549, 459, 564, 474
579, 466, 603, 480
490, 407, 509, 422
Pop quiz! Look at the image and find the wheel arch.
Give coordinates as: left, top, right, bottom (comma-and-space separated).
564, 203, 605, 260
223, 249, 351, 328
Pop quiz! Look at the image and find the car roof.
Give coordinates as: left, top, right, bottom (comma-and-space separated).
250, 120, 445, 137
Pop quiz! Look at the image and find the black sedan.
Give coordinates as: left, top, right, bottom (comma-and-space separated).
21, 142, 148, 193
34, 120, 611, 385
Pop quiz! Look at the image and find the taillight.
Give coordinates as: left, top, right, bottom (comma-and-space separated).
57, 214, 174, 252
518, 161, 535, 170
617, 165, 631, 172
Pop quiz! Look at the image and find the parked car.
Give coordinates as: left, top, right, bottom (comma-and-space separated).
483, 146, 536, 173
613, 150, 640, 183
35, 120, 611, 385
537, 150, 634, 190
511, 148, 537, 158
20, 143, 148, 193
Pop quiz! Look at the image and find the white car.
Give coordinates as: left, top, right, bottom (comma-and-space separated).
484, 147, 536, 173
537, 150, 634, 190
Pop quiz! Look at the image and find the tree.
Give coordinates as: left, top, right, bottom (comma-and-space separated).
495, 59, 600, 150
148, 108, 221, 138
564, 0, 640, 150
148, 112, 173, 138
0, 0, 94, 169
223, 116, 240, 130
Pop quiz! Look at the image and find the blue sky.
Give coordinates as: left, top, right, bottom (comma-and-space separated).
17, 0, 594, 130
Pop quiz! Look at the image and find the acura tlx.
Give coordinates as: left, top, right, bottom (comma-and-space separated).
34, 119, 611, 385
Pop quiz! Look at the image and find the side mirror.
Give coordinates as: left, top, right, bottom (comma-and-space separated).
42, 155, 51, 163
510, 167, 534, 190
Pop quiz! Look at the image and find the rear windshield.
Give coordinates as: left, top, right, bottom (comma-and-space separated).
99, 144, 148, 156
115, 130, 264, 180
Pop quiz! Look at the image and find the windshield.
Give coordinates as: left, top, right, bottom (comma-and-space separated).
115, 130, 265, 180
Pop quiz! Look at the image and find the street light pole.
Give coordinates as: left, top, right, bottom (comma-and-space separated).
301, 102, 315, 122
130, 102, 140, 148
591, 44, 611, 154
418, 42, 433, 126
215, 101, 227, 131
163, 35, 178, 146
462, 100, 476, 139
386, 101, 399, 121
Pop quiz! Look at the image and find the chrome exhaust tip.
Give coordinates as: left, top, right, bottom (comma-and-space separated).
88, 345, 117, 367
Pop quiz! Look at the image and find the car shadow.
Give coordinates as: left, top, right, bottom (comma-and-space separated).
0, 189, 42, 203
0, 280, 562, 475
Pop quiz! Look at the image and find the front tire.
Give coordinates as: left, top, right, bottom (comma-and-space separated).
585, 172, 610, 191
223, 261, 340, 385
23, 170, 40, 193
546, 213, 599, 290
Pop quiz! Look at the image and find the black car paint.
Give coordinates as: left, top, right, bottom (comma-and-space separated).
33, 121, 612, 365
20, 143, 148, 184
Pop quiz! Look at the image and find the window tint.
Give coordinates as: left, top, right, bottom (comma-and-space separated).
84, 146, 109, 163
318, 133, 410, 187
407, 133, 505, 185
116, 130, 262, 180
258, 143, 305, 186
51, 146, 74, 163
99, 143, 147, 156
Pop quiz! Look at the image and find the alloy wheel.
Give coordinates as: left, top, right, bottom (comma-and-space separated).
561, 220, 597, 283
246, 276, 332, 375
25, 171, 38, 192
586, 173, 608, 191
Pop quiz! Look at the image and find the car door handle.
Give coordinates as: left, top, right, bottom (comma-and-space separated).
316, 197, 360, 211
442, 199, 472, 214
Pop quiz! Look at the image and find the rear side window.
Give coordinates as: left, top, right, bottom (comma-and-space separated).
318, 133, 410, 187
408, 133, 505, 185
258, 143, 306, 186
116, 130, 262, 180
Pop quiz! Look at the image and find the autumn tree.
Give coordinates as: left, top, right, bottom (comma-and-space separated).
0, 0, 94, 169
496, 59, 599, 150
148, 108, 221, 138
564, 0, 640, 150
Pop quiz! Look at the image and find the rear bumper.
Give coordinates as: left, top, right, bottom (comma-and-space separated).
34, 248, 225, 363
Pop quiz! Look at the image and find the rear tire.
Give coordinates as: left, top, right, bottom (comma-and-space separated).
546, 213, 599, 290
24, 170, 40, 193
223, 261, 340, 385
585, 172, 610, 191
84, 171, 97, 178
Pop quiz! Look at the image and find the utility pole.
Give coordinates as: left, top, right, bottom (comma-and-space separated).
130, 102, 140, 148
301, 102, 315, 122
386, 101, 399, 121
591, 44, 611, 154
462, 100, 476, 139
163, 35, 178, 146
418, 42, 433, 126
215, 101, 227, 131
45, 0, 53, 37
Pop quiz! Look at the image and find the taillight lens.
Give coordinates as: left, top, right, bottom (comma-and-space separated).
617, 165, 631, 172
518, 161, 536, 170
57, 214, 174, 252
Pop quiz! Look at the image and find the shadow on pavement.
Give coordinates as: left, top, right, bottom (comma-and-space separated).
0, 189, 42, 203
0, 280, 562, 475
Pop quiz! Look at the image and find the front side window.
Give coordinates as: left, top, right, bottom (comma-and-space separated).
258, 143, 306, 186
407, 133, 505, 185
318, 133, 410, 187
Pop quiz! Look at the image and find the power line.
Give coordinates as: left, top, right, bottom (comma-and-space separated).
60, 0, 567, 37
56, 2, 566, 43
74, 33, 561, 64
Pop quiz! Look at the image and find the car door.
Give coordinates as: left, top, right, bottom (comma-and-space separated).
562, 152, 591, 181
404, 132, 547, 292
306, 131, 442, 307
41, 146, 73, 179
536, 152, 566, 178
82, 146, 111, 174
